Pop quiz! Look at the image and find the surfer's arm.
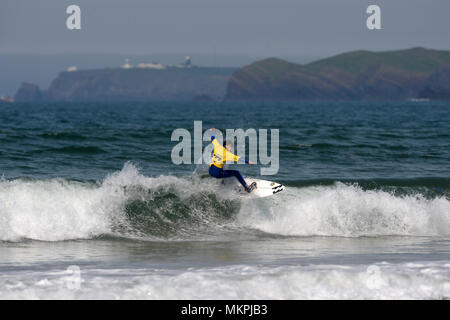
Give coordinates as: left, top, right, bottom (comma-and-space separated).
239, 158, 254, 165
229, 152, 252, 165
210, 127, 215, 142
238, 157, 249, 164
210, 128, 252, 165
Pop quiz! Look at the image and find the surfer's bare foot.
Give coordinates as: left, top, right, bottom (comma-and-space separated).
246, 182, 257, 193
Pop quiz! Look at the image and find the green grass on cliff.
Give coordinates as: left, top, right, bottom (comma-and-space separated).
243, 48, 450, 77
242, 58, 303, 79
305, 47, 450, 74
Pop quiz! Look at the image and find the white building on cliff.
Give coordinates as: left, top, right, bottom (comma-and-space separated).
121, 58, 132, 69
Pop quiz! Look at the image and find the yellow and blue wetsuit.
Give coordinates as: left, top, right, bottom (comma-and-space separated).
209, 135, 249, 189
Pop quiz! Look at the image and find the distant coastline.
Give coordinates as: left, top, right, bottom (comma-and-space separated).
14, 48, 450, 102
225, 47, 450, 101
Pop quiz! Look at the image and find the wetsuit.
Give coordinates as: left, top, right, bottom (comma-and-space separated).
209, 135, 249, 189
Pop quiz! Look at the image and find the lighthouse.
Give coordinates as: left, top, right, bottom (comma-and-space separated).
184, 56, 192, 67
121, 58, 132, 69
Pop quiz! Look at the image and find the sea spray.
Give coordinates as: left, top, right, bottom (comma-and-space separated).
238, 182, 450, 237
0, 163, 241, 242
0, 163, 449, 242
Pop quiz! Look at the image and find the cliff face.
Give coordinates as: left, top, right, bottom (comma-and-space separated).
419, 67, 450, 100
15, 67, 235, 102
14, 48, 450, 102
14, 82, 44, 102
226, 48, 450, 101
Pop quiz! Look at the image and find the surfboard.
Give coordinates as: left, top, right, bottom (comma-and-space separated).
199, 172, 285, 198
230, 178, 285, 198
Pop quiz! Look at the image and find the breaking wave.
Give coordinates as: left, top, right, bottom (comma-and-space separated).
0, 163, 449, 242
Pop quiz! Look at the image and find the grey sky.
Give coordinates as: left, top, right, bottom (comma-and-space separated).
1, 0, 450, 58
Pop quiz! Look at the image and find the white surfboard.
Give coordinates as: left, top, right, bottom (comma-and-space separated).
231, 178, 285, 198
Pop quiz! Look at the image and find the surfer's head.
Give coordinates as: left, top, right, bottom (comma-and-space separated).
223, 139, 233, 152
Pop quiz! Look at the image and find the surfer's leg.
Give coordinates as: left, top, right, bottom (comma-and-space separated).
222, 169, 248, 189
209, 165, 224, 178
209, 166, 249, 190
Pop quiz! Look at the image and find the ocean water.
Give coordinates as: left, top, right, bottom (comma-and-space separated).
0, 101, 449, 299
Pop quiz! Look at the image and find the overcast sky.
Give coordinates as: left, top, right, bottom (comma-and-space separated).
1, 0, 450, 59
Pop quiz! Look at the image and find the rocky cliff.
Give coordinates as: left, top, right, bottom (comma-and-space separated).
15, 67, 235, 102
418, 67, 450, 100
14, 82, 44, 102
225, 48, 450, 101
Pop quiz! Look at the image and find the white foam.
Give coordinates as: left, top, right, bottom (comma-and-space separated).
0, 163, 156, 241
0, 261, 449, 299
1, 163, 449, 241
0, 178, 113, 241
0, 163, 232, 241
238, 182, 450, 237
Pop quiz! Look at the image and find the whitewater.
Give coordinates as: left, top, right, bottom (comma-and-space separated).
1, 101, 449, 299
1, 163, 449, 299
1, 163, 449, 242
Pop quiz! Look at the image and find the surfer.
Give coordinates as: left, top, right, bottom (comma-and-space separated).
209, 128, 257, 193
